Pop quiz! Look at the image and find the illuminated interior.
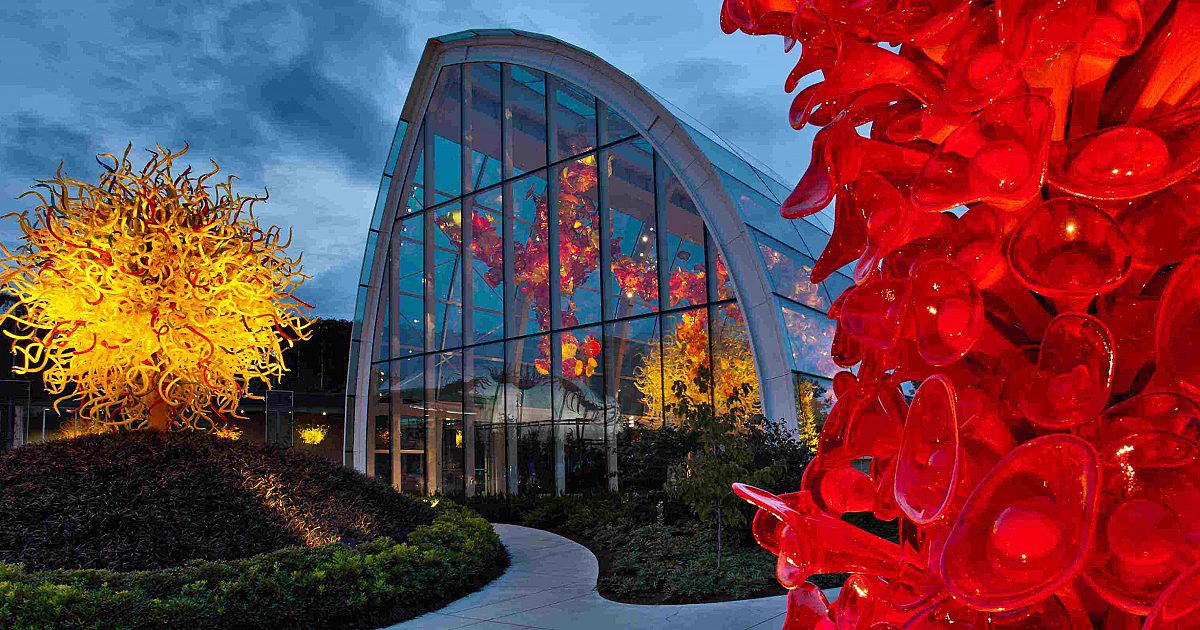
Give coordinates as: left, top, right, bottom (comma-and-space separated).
346, 30, 850, 496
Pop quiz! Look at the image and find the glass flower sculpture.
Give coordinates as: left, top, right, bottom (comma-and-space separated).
722, 0, 1200, 627
0, 146, 312, 433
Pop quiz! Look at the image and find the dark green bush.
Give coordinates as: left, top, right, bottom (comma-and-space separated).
0, 432, 434, 571
0, 502, 507, 630
615, 426, 699, 492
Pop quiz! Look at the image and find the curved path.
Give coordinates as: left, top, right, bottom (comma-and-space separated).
386, 523, 839, 630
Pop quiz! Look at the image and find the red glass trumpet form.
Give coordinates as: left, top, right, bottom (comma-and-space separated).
721, 0, 1200, 626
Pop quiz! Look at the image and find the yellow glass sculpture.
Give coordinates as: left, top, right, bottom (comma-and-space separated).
0, 146, 312, 432
297, 424, 328, 446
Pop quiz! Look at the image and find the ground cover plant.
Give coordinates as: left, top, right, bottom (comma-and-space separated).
467, 417, 897, 605
0, 433, 507, 629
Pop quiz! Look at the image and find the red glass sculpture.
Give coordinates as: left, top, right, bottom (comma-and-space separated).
721, 0, 1200, 626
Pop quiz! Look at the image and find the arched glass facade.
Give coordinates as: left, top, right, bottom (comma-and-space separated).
346, 30, 849, 496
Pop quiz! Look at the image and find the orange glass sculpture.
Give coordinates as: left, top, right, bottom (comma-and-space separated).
722, 0, 1200, 626
0, 146, 312, 432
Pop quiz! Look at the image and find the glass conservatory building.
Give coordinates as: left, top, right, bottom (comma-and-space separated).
345, 30, 850, 496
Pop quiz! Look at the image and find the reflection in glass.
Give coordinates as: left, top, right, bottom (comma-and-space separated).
466, 63, 503, 192
429, 66, 463, 204
662, 160, 707, 308
719, 169, 795, 237
606, 139, 658, 318
391, 216, 423, 356
368, 361, 390, 483
402, 129, 425, 215
392, 355, 425, 495
601, 102, 636, 145
507, 65, 547, 177
822, 272, 854, 305
555, 326, 608, 494
711, 302, 761, 417
433, 350, 465, 495
711, 245, 735, 301
372, 264, 390, 362
467, 342, 506, 495
468, 188, 505, 343
508, 334, 554, 494
755, 232, 829, 310
558, 154, 601, 327
510, 170, 550, 335
792, 218, 832, 262
553, 79, 596, 161
604, 315, 661, 428
780, 300, 839, 377
433, 202, 463, 350
794, 373, 833, 453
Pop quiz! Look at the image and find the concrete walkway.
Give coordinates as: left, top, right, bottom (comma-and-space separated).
386, 523, 839, 630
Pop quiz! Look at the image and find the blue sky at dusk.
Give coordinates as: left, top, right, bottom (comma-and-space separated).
0, 1, 813, 318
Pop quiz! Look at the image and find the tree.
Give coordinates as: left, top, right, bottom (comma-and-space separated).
664, 376, 802, 567
0, 146, 312, 432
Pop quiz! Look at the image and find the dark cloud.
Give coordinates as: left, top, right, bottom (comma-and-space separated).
0, 1, 811, 318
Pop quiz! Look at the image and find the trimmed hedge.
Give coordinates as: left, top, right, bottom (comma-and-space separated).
0, 432, 435, 571
0, 502, 508, 630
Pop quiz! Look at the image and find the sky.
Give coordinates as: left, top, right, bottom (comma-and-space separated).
0, 1, 813, 319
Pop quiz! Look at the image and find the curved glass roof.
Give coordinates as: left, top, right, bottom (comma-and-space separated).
352, 29, 849, 402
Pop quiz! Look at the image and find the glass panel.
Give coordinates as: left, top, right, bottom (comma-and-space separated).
347, 340, 361, 393
606, 139, 658, 318
370, 175, 390, 231
433, 202, 463, 350
556, 326, 607, 494
507, 65, 547, 177
711, 302, 761, 417
711, 244, 735, 301
391, 355, 425, 495
603, 315, 661, 429
358, 230, 378, 286
368, 361, 390, 482
755, 231, 829, 310
553, 79, 597, 161
372, 264, 390, 362
432, 350, 465, 495
466, 63, 502, 192
822, 272, 854, 304
780, 300, 839, 378
811, 204, 837, 234
467, 187, 505, 344
508, 334, 554, 494
661, 307, 712, 426
662, 160, 707, 308
384, 119, 407, 177
760, 168, 795, 206
687, 123, 778, 202
793, 218, 832, 261
391, 216, 424, 356
510, 170, 550, 335
600, 102, 636, 145
429, 65, 463, 204
400, 129, 425, 217
557, 153, 601, 327
720, 169, 794, 237
352, 287, 368, 340
467, 342, 506, 495
794, 373, 833, 453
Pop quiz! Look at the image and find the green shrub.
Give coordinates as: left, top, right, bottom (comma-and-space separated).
589, 521, 783, 604
615, 426, 699, 493
0, 502, 507, 630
